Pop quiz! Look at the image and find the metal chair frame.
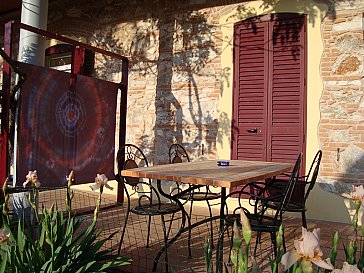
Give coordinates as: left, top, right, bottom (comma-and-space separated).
116, 144, 187, 273
266, 150, 322, 228
168, 144, 220, 249
220, 153, 302, 259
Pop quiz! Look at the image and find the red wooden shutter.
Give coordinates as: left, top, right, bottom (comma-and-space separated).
267, 15, 306, 166
232, 13, 306, 169
232, 20, 268, 161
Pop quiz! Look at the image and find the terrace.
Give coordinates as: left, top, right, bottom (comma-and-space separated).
1, 1, 363, 273
5, 186, 357, 273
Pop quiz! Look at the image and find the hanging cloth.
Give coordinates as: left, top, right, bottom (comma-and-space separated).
17, 63, 118, 187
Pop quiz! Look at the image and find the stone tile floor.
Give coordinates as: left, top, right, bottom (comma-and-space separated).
8, 187, 357, 273
113, 211, 356, 273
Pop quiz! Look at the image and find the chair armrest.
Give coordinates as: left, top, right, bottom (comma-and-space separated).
226, 180, 268, 198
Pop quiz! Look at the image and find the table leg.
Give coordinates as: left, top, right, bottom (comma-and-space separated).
216, 187, 226, 273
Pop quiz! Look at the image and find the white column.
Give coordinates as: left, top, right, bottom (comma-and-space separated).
14, 0, 48, 186
13, 1, 48, 220
18, 0, 49, 65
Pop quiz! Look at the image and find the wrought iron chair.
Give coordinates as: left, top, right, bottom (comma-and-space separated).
169, 143, 220, 247
220, 153, 302, 258
265, 150, 322, 228
116, 144, 186, 272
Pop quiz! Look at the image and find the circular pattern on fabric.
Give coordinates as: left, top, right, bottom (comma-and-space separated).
55, 92, 86, 137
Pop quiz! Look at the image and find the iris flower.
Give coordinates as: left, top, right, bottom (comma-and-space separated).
281, 227, 333, 272
23, 170, 41, 188
90, 174, 114, 191
343, 185, 364, 205
67, 170, 75, 184
332, 262, 360, 273
0, 228, 14, 246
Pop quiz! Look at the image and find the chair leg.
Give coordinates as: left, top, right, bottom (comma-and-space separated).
270, 232, 278, 259
185, 212, 192, 258
253, 231, 262, 256
146, 214, 152, 248
187, 199, 194, 257
206, 200, 214, 248
118, 189, 131, 255
228, 225, 234, 263
302, 211, 307, 228
161, 215, 169, 273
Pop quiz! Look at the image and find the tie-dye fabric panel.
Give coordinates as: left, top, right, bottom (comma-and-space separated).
17, 63, 118, 187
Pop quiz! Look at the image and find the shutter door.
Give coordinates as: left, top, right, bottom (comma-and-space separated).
267, 15, 306, 165
232, 13, 306, 169
232, 21, 268, 161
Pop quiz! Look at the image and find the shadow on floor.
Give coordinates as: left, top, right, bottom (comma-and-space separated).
8, 188, 356, 273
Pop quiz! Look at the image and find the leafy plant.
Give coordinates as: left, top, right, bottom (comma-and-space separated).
0, 171, 131, 273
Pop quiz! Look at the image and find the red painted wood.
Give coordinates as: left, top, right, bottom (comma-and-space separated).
0, 21, 13, 187
231, 13, 307, 191
72, 47, 85, 75
269, 14, 307, 167
232, 20, 268, 162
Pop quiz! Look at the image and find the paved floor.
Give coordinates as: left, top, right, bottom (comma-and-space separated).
93, 194, 356, 273
114, 210, 356, 273
9, 187, 357, 273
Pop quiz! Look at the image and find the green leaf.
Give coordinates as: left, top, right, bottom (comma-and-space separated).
0, 251, 8, 273
17, 221, 26, 262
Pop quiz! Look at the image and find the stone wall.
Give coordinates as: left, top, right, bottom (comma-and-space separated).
319, 2, 364, 193
47, 1, 234, 164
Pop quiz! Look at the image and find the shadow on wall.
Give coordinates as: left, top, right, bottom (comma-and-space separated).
46, 0, 354, 164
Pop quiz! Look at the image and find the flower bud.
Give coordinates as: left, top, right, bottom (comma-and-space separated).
240, 209, 251, 231
233, 220, 242, 249
277, 224, 284, 247
348, 239, 357, 263
67, 170, 75, 186
333, 231, 339, 249
243, 229, 252, 245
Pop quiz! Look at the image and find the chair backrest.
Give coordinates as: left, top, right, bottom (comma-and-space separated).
169, 144, 190, 163
264, 153, 302, 220
302, 150, 322, 201
116, 144, 149, 186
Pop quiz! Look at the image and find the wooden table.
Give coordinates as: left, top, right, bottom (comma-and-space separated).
121, 160, 293, 272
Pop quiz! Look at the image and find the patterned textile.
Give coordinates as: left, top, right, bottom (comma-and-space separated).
17, 63, 118, 187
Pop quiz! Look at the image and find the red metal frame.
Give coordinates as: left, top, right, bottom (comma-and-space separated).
1, 21, 129, 203
0, 22, 13, 188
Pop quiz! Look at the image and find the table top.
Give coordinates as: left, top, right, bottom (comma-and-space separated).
121, 160, 293, 188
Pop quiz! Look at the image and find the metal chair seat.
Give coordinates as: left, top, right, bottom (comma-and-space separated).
177, 191, 221, 201
266, 199, 305, 212
265, 150, 322, 228
131, 203, 182, 216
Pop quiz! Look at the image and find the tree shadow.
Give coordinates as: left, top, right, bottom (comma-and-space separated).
42, 0, 354, 163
